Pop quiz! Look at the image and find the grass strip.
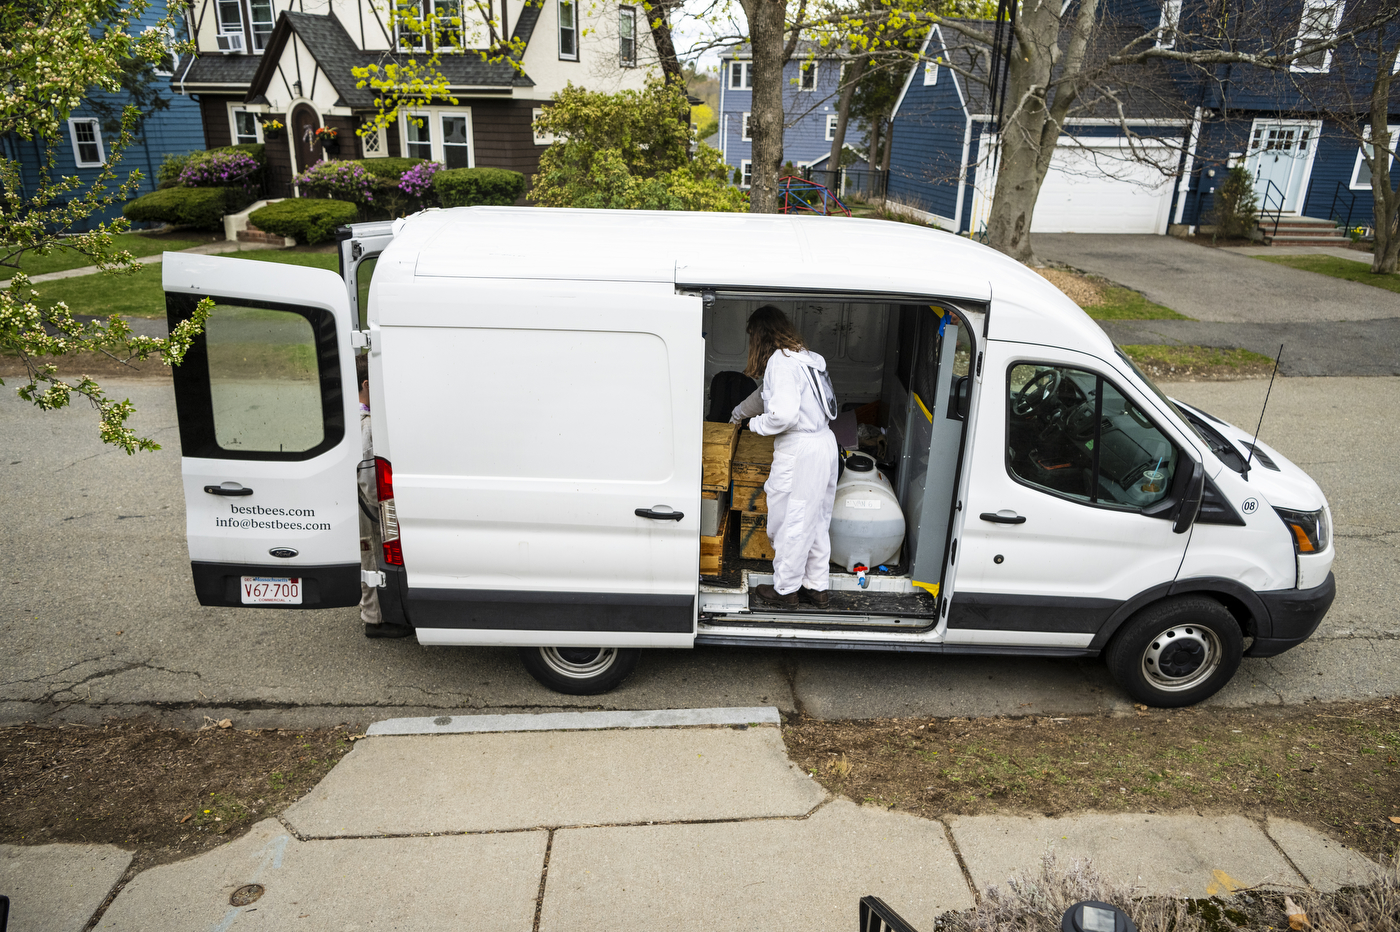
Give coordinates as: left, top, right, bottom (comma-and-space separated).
4, 232, 224, 277
1085, 284, 1190, 320
24, 249, 339, 319
784, 698, 1400, 859
1252, 254, 1400, 294
1121, 344, 1275, 370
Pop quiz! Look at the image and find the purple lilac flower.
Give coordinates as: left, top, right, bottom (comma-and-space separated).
294, 160, 376, 204
179, 151, 260, 191
398, 161, 442, 198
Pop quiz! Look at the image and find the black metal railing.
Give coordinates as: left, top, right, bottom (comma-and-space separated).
801, 167, 888, 201
1329, 181, 1358, 237
1259, 178, 1285, 239
859, 896, 921, 932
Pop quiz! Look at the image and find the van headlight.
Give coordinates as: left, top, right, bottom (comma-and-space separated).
1274, 506, 1329, 554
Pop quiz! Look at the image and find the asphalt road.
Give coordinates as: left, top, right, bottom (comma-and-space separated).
1099, 318, 1400, 377
3, 377, 1396, 729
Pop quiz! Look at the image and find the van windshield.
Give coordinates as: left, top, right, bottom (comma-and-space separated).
1115, 348, 1206, 447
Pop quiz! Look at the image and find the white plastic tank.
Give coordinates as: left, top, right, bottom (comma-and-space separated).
829, 452, 906, 571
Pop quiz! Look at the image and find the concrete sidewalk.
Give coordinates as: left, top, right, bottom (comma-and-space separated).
0, 240, 283, 289
1, 708, 1380, 932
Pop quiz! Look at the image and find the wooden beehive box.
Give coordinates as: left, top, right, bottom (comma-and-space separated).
738, 513, 775, 560
731, 432, 775, 516
702, 422, 742, 492
700, 508, 730, 577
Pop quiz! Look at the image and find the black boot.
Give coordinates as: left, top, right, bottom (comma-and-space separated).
754, 584, 799, 606
799, 586, 831, 608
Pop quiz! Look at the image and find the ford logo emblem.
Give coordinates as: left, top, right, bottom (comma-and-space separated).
268, 548, 299, 559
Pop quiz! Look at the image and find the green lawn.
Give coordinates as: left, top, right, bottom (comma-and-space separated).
1251, 254, 1400, 294
3, 232, 225, 277
27, 250, 339, 319
1084, 285, 1190, 320
1121, 344, 1275, 371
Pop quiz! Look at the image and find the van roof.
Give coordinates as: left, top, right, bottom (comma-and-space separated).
381, 207, 1116, 358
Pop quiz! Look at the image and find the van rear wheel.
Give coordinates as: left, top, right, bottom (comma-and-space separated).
1106, 596, 1243, 708
517, 647, 640, 695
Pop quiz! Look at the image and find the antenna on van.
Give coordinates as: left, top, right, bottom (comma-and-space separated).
1243, 344, 1283, 479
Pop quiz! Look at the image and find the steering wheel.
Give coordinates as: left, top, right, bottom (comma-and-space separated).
1066, 402, 1098, 442
1012, 368, 1062, 417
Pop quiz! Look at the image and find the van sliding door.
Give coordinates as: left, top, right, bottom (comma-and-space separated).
164, 254, 362, 608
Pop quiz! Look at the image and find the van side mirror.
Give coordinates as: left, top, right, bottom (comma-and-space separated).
1172, 460, 1205, 534
947, 376, 970, 420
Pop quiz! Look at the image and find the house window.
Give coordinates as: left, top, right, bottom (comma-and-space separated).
825, 114, 838, 141
395, 0, 427, 51
68, 118, 105, 167
559, 0, 578, 60
231, 107, 262, 145
215, 0, 245, 52
532, 108, 556, 145
361, 120, 386, 156
1155, 0, 1182, 48
799, 61, 817, 91
739, 159, 752, 188
441, 114, 471, 168
250, 0, 275, 50
619, 6, 637, 67
741, 112, 751, 141
1350, 125, 1400, 189
1292, 0, 1344, 72
923, 60, 938, 85
154, 23, 181, 76
433, 0, 462, 50
406, 116, 432, 159
729, 61, 751, 89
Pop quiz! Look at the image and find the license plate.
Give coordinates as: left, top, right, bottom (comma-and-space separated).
240, 576, 302, 605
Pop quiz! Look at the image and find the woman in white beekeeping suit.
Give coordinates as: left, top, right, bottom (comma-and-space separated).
730, 306, 839, 608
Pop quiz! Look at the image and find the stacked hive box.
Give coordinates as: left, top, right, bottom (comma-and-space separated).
731, 432, 776, 560
700, 422, 742, 576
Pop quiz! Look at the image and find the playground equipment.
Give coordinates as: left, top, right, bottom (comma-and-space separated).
778, 175, 851, 217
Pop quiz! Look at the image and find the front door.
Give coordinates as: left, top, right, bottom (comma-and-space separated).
1246, 120, 1319, 214
164, 253, 361, 608
291, 103, 321, 173
952, 342, 1198, 646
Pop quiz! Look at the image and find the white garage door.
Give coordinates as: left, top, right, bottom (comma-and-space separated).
1031, 140, 1179, 234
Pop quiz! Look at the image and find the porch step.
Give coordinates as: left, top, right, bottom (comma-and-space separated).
1258, 215, 1347, 247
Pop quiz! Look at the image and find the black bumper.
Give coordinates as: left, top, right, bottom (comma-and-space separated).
191, 561, 360, 608
1245, 572, 1335, 658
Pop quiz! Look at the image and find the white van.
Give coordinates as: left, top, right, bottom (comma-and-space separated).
162, 207, 1335, 707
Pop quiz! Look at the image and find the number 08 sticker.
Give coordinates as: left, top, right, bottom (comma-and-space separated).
240, 576, 302, 604
1241, 498, 1259, 515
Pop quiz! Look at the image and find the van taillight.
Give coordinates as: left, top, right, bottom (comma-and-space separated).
375, 456, 403, 566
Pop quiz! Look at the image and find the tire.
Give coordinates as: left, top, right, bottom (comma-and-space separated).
517, 647, 641, 696
1105, 595, 1243, 708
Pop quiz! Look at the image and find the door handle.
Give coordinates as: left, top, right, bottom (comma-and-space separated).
980, 512, 1026, 525
636, 506, 684, 521
204, 485, 254, 496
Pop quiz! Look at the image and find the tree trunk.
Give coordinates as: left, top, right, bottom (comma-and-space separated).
739, 0, 788, 213
647, 3, 684, 87
827, 56, 868, 183
985, 0, 1099, 264
1369, 40, 1400, 274
880, 116, 892, 172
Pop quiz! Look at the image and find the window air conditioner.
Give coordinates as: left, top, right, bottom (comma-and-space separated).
217, 32, 245, 53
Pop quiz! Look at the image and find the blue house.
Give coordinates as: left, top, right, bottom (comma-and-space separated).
718, 43, 849, 188
887, 0, 1400, 239
0, 5, 207, 231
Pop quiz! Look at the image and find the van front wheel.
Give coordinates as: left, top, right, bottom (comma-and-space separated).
518, 647, 640, 695
1106, 596, 1243, 707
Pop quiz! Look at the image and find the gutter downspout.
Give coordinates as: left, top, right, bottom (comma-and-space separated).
954, 114, 972, 234
1174, 106, 1202, 226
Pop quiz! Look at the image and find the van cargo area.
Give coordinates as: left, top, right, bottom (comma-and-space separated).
695, 293, 974, 629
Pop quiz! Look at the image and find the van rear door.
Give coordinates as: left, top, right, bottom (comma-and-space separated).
164, 254, 361, 609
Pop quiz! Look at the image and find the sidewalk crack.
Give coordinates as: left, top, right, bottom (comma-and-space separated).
532, 828, 555, 932
938, 816, 981, 905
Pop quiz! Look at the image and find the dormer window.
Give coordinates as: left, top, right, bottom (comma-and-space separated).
1292, 0, 1345, 72
1155, 0, 1182, 49
799, 61, 817, 91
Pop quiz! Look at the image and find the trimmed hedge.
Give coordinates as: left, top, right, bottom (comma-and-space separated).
248, 198, 358, 244
433, 167, 526, 207
343, 157, 425, 181
122, 187, 250, 229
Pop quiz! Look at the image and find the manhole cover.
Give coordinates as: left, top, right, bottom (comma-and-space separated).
230, 884, 265, 906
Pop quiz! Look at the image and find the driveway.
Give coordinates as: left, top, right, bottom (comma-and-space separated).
3, 378, 1397, 730
1035, 233, 1400, 323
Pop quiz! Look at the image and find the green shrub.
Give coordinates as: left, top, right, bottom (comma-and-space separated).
248, 198, 357, 244
1209, 165, 1260, 240
210, 143, 267, 168
344, 157, 425, 181
122, 187, 249, 229
433, 167, 527, 207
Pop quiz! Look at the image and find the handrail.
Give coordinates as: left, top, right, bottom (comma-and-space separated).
1329, 180, 1357, 236
859, 896, 922, 932
1258, 178, 1286, 239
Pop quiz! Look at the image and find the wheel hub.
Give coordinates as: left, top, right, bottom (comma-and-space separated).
539, 647, 617, 679
1141, 625, 1221, 692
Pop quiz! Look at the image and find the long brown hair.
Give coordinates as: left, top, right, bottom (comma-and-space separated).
744, 306, 805, 378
